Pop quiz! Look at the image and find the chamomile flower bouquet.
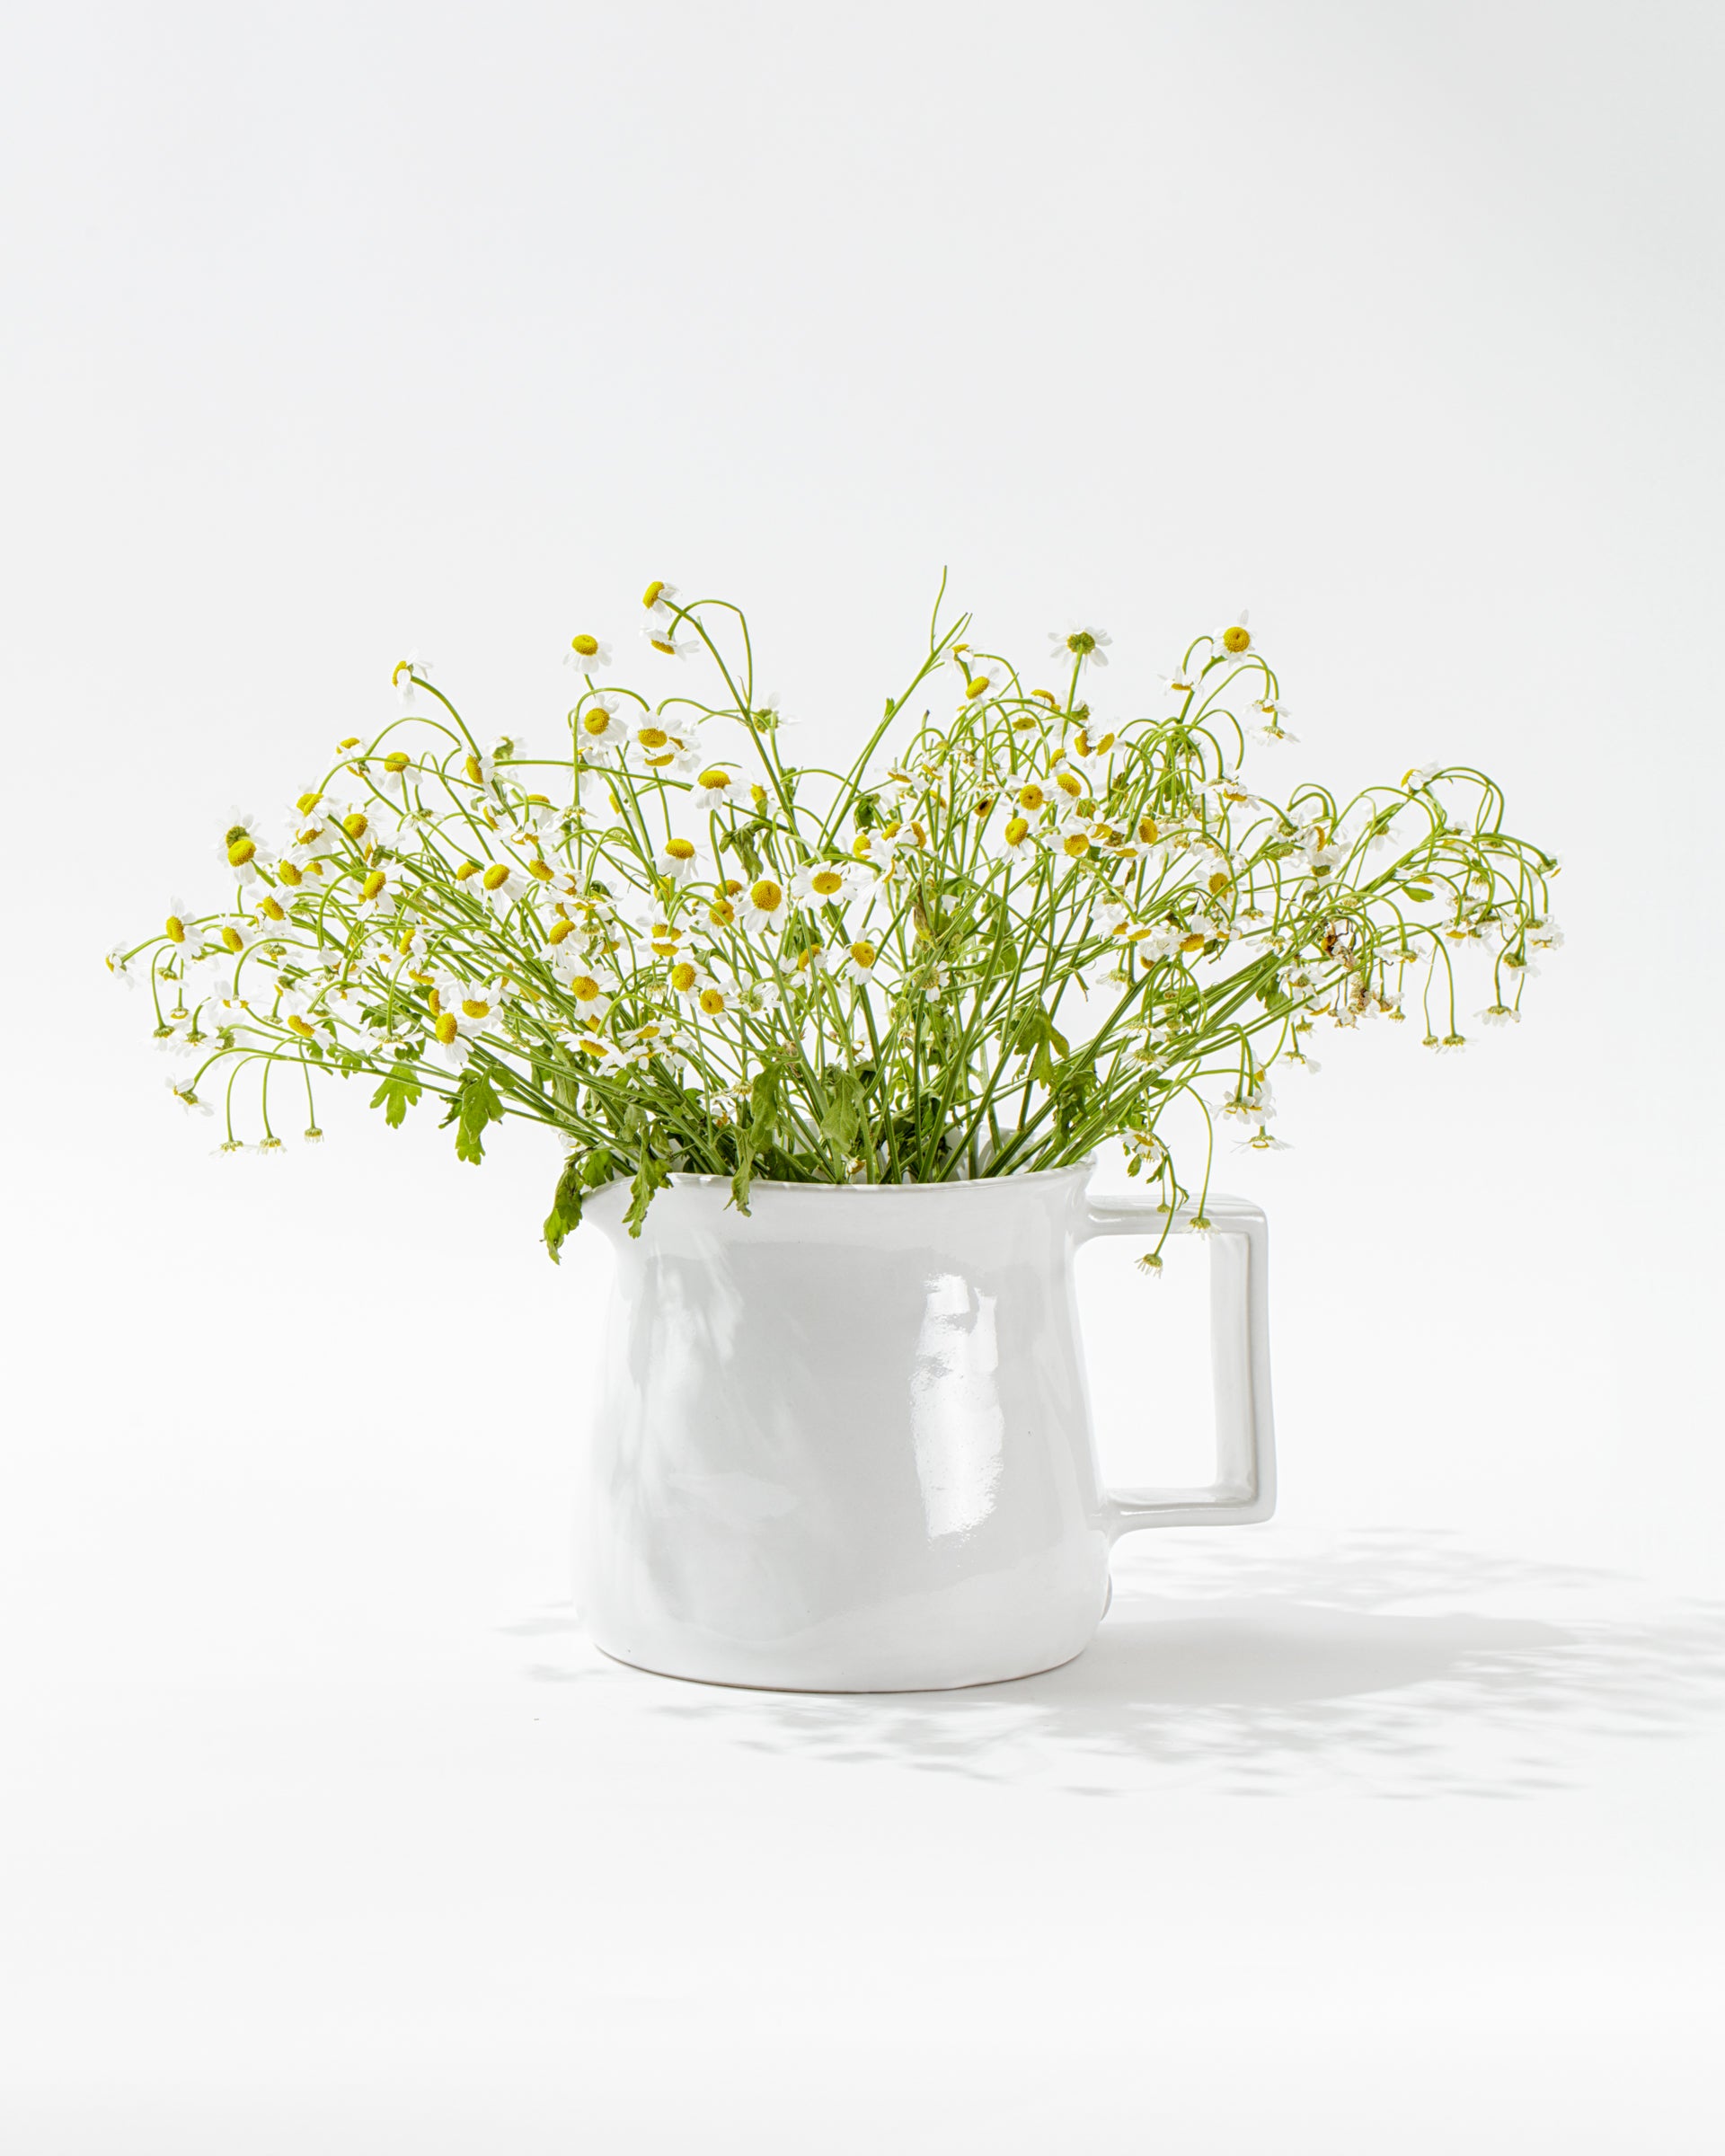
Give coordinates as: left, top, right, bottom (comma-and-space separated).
110, 579, 1560, 1270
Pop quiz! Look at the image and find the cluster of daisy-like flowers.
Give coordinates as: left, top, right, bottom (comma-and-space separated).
108, 581, 1560, 1258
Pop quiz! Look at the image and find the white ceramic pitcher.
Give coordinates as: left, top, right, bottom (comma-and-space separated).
578, 1160, 1274, 1692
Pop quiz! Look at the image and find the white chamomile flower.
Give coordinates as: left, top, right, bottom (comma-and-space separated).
1214, 609, 1252, 659
165, 1075, 214, 1117
1067, 721, 1121, 780
1158, 662, 1202, 704
369, 748, 418, 800
104, 944, 136, 988
847, 826, 900, 872
1402, 762, 1443, 790
666, 957, 712, 1006
561, 964, 615, 1025
791, 861, 859, 910
475, 858, 532, 908
572, 695, 635, 764
692, 763, 738, 800
632, 720, 702, 778
641, 579, 679, 621
429, 976, 512, 1042
690, 978, 738, 1021
217, 808, 273, 886
1236, 1129, 1291, 1153
391, 651, 433, 707
159, 895, 205, 959
1208, 773, 1261, 810
1477, 1003, 1520, 1028
619, 1019, 683, 1068
746, 691, 793, 736
248, 885, 298, 932
738, 875, 791, 933
1048, 624, 1112, 669
563, 632, 613, 674
997, 812, 1037, 862
956, 658, 1006, 707
655, 835, 705, 887
837, 937, 880, 987
643, 621, 698, 660
1248, 698, 1298, 745
279, 995, 336, 1051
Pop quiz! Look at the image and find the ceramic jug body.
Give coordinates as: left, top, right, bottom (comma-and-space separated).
578, 1162, 1273, 1692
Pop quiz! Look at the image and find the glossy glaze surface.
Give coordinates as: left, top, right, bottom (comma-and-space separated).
578, 1162, 1274, 1692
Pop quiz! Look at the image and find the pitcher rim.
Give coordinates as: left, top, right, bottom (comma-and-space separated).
664, 1156, 1098, 1194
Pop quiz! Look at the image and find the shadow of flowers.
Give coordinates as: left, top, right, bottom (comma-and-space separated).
509, 1530, 1725, 1798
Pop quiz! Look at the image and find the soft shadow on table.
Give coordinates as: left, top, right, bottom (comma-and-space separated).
509, 1531, 1725, 1798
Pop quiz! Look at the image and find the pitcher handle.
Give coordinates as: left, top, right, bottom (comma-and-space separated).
1078, 1192, 1277, 1536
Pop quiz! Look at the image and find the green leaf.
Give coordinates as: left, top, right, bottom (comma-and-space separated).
442, 1068, 506, 1165
818, 1074, 862, 1153
369, 1065, 422, 1130
1402, 884, 1434, 902
542, 1155, 586, 1265
624, 1148, 669, 1238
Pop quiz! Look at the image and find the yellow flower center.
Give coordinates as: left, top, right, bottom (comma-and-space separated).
392, 661, 411, 685
965, 676, 989, 699
638, 726, 668, 749
852, 834, 873, 860
641, 580, 667, 608
571, 976, 602, 1003
665, 837, 696, 862
850, 941, 877, 968
260, 895, 287, 921
650, 636, 677, 655
482, 863, 511, 891
383, 752, 410, 774
342, 813, 367, 839
1138, 817, 1159, 844
571, 633, 600, 657
1222, 624, 1251, 654
165, 915, 186, 942
577, 1036, 608, 1057
1208, 871, 1231, 896
427, 988, 443, 1015
1180, 932, 1207, 952
547, 916, 573, 945
811, 869, 844, 897
670, 961, 697, 992
750, 879, 783, 912
1004, 816, 1030, 846
434, 1013, 458, 1044
461, 998, 491, 1020
1018, 784, 1044, 811
1055, 772, 1083, 799
708, 899, 736, 925
455, 860, 479, 879
361, 870, 386, 900
1063, 834, 1090, 859
465, 754, 485, 782
698, 768, 730, 790
527, 859, 553, 881
288, 1014, 317, 1039
296, 791, 322, 815
277, 861, 303, 887
698, 987, 727, 1015
226, 837, 256, 868
221, 924, 244, 951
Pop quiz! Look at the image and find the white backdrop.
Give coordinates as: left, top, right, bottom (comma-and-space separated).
4, 4, 1724, 2149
